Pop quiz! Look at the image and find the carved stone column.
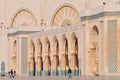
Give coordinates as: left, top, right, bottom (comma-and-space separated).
37, 56, 43, 76
29, 56, 35, 76
44, 55, 51, 76
61, 54, 68, 76
52, 54, 59, 76
70, 53, 79, 76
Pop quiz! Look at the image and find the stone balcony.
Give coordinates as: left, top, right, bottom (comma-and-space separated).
7, 25, 81, 37
29, 25, 81, 38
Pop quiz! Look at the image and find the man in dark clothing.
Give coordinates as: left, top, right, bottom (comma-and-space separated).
11, 69, 14, 78
68, 68, 72, 79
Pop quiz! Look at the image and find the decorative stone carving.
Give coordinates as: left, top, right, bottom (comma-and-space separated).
52, 6, 80, 27
12, 10, 37, 28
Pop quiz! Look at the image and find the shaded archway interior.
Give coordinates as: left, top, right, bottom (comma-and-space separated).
37, 39, 43, 73
29, 40, 36, 76
89, 26, 99, 76
44, 38, 51, 75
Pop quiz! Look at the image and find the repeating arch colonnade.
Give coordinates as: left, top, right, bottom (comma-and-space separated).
9, 3, 104, 77
28, 32, 82, 76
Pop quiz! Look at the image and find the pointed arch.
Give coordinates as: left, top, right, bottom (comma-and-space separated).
62, 34, 68, 54
70, 32, 78, 53
61, 34, 69, 75
53, 36, 59, 55
70, 32, 79, 76
90, 26, 99, 48
37, 38, 43, 76
89, 26, 99, 76
52, 35, 60, 76
44, 37, 51, 76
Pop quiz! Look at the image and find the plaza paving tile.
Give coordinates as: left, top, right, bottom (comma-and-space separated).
0, 76, 120, 80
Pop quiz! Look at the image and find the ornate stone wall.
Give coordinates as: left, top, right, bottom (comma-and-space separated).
0, 0, 120, 77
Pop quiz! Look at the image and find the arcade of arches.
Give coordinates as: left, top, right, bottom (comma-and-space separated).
26, 26, 100, 76
28, 33, 81, 76
7, 3, 120, 77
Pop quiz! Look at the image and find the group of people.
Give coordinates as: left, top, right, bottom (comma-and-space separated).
7, 68, 71, 79
47, 68, 72, 79
8, 69, 16, 79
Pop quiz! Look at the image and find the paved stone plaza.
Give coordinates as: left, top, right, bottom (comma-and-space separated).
0, 76, 120, 80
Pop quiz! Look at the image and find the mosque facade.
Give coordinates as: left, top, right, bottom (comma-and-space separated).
0, 0, 120, 76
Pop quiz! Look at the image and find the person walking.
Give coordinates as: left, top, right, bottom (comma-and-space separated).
11, 69, 14, 79
68, 68, 72, 79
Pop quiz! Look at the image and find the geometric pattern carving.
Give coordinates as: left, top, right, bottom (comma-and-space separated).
12, 10, 37, 28
108, 20, 118, 73
52, 6, 80, 27
21, 37, 28, 74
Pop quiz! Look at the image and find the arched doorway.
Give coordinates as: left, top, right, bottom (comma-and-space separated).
61, 35, 69, 76
1, 61, 5, 76
29, 40, 36, 76
70, 33, 79, 76
37, 39, 43, 76
89, 26, 99, 76
52, 36, 60, 76
12, 40, 17, 72
44, 38, 51, 76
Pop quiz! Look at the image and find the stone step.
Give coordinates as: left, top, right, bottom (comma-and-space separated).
0, 76, 120, 80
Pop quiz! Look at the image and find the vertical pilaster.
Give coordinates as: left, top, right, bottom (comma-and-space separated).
99, 21, 105, 75
81, 24, 85, 76
82, 21, 90, 76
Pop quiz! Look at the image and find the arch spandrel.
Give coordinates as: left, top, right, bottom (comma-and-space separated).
90, 26, 99, 48
70, 32, 78, 53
